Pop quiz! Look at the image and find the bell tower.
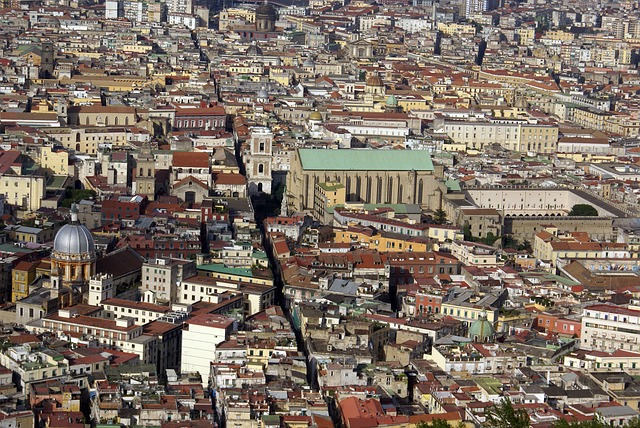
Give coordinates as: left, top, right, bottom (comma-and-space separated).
135, 143, 156, 200
40, 41, 55, 78
246, 127, 273, 195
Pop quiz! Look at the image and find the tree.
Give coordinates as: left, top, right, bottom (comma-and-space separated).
463, 224, 473, 241
485, 399, 529, 428
433, 209, 447, 224
61, 187, 97, 208
479, 232, 500, 246
416, 419, 464, 428
502, 235, 518, 250
553, 420, 606, 428
568, 204, 598, 216
518, 239, 532, 253
553, 416, 640, 428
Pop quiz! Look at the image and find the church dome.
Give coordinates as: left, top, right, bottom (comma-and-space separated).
257, 88, 268, 99
468, 315, 496, 343
309, 111, 322, 121
53, 210, 95, 256
54, 223, 95, 255
366, 75, 383, 87
386, 94, 398, 107
256, 3, 277, 19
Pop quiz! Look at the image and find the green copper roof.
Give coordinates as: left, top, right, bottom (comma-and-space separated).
317, 182, 345, 191
445, 179, 461, 192
298, 149, 434, 171
468, 314, 496, 343
197, 263, 253, 278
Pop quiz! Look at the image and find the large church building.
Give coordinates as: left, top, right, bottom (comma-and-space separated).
286, 149, 444, 214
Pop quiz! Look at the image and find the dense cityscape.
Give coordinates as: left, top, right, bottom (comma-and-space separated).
0, 0, 638, 426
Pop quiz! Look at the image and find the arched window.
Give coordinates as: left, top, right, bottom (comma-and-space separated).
387, 177, 393, 203
356, 176, 362, 201
140, 168, 144, 176
418, 179, 424, 204
125, 117, 130, 126
346, 177, 351, 201
76, 143, 80, 151
258, 164, 264, 174
114, 117, 119, 126
148, 168, 152, 176
377, 177, 382, 203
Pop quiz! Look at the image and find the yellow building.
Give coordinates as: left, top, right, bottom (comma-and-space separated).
10, 226, 55, 244
441, 140, 467, 152
518, 124, 560, 153
533, 229, 629, 268
440, 303, 498, 326
565, 350, 640, 374
517, 28, 536, 45
605, 113, 640, 137
557, 153, 617, 163
229, 63, 264, 75
427, 225, 464, 243
40, 146, 70, 176
43, 127, 131, 154
313, 182, 346, 224
247, 339, 274, 370
67, 105, 137, 127
571, 107, 613, 131
12, 261, 37, 302
218, 8, 256, 30
0, 175, 45, 212
544, 30, 575, 42
64, 75, 162, 92
334, 227, 431, 253
437, 22, 476, 36
122, 45, 153, 54
438, 119, 559, 153
269, 68, 291, 86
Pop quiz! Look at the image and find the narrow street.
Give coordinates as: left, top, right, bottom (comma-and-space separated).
252, 195, 318, 390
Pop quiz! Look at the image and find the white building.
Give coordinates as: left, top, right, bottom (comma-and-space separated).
124, 0, 147, 22
264, 216, 309, 241
396, 17, 432, 33
101, 298, 172, 325
451, 241, 499, 266
141, 258, 196, 304
177, 275, 276, 317
581, 304, 640, 352
181, 314, 236, 385
88, 273, 114, 307
168, 0, 192, 14
168, 13, 197, 29
105, 0, 123, 18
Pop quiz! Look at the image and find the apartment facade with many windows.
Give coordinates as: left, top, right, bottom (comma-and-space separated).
581, 304, 640, 352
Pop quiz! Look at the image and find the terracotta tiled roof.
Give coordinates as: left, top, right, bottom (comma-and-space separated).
173, 151, 210, 168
